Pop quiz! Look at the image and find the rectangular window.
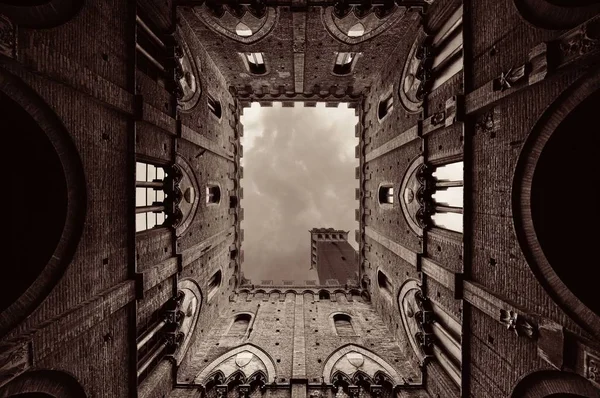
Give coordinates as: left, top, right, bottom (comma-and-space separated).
206, 185, 221, 205
136, 162, 167, 232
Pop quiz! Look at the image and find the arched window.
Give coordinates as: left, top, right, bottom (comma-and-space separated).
207, 94, 222, 119
378, 184, 394, 205
136, 162, 167, 232
208, 270, 222, 301
430, 161, 463, 233
377, 270, 393, 301
206, 185, 221, 205
378, 92, 394, 121
333, 52, 357, 75
229, 313, 252, 336
333, 314, 355, 336
319, 291, 331, 300
243, 52, 267, 75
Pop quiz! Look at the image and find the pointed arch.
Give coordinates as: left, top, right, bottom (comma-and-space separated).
322, 344, 402, 385
195, 344, 277, 384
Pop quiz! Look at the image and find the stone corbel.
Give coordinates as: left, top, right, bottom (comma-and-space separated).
216, 385, 228, 398
348, 385, 360, 398
238, 384, 251, 398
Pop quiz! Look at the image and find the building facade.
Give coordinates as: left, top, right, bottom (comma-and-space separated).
0, 0, 599, 397
310, 228, 358, 285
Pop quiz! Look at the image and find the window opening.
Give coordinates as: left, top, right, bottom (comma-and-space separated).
430, 161, 463, 233
207, 94, 222, 119
244, 52, 267, 75
378, 93, 393, 121
333, 52, 356, 75
206, 185, 221, 205
379, 185, 394, 205
333, 314, 355, 336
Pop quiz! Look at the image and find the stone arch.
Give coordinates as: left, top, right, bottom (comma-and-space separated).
0, 67, 86, 337
0, 0, 84, 28
195, 344, 277, 384
193, 5, 278, 44
174, 156, 200, 237
0, 369, 88, 397
321, 6, 407, 45
512, 0, 600, 30
512, 69, 600, 338
322, 344, 402, 385
510, 370, 600, 397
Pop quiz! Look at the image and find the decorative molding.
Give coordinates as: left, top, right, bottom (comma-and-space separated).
584, 351, 599, 387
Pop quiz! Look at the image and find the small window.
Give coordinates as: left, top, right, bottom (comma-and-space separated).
379, 185, 394, 205
235, 22, 252, 37
244, 52, 267, 75
431, 161, 463, 233
206, 185, 221, 205
319, 291, 330, 300
229, 313, 251, 336
207, 94, 222, 119
377, 270, 393, 300
378, 93, 394, 121
208, 270, 222, 301
333, 52, 356, 75
136, 162, 167, 232
333, 314, 355, 336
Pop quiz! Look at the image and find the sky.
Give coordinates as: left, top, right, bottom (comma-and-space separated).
240, 102, 359, 283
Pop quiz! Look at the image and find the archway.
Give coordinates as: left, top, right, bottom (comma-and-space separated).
0, 69, 86, 337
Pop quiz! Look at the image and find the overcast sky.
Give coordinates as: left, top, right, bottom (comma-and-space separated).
240, 103, 359, 283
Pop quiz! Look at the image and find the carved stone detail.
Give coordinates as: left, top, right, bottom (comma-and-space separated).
493, 64, 529, 92
499, 309, 536, 339
584, 351, 599, 386
0, 13, 15, 58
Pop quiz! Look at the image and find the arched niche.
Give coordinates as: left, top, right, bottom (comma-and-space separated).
512, 70, 600, 338
397, 280, 429, 364
513, 0, 600, 30
0, 68, 86, 337
322, 344, 402, 385
194, 344, 277, 384
175, 30, 202, 112
0, 0, 84, 28
174, 279, 203, 364
0, 370, 88, 397
510, 370, 600, 397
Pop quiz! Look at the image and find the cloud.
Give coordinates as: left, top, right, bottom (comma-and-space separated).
240, 103, 358, 282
